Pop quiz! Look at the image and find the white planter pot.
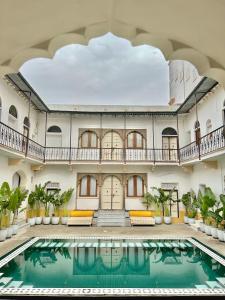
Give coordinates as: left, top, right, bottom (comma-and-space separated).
51, 217, 60, 225
211, 227, 218, 239
155, 216, 162, 224
28, 217, 35, 226
61, 217, 68, 225
188, 218, 195, 225
12, 224, 18, 235
199, 222, 205, 232
43, 217, 51, 225
217, 229, 225, 242
205, 225, 212, 235
6, 226, 13, 238
35, 217, 42, 225
164, 216, 171, 224
184, 216, 189, 224
0, 229, 8, 241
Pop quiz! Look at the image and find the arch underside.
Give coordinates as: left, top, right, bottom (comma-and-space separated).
0, 0, 225, 86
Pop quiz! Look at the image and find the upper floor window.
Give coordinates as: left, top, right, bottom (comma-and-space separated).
9, 105, 18, 119
47, 125, 62, 133
80, 131, 98, 148
127, 175, 144, 197
80, 175, 97, 197
8, 105, 18, 128
127, 131, 144, 148
206, 119, 212, 134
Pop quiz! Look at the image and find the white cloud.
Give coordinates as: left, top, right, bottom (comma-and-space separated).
20, 33, 169, 106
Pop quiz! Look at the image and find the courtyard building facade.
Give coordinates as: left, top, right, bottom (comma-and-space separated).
0, 61, 225, 222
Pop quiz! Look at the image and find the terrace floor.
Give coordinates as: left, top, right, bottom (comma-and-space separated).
1, 224, 225, 258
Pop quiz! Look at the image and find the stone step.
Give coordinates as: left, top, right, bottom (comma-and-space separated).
216, 277, 225, 287
205, 281, 223, 289
21, 285, 33, 289
195, 284, 208, 289
7, 281, 23, 288
0, 277, 13, 288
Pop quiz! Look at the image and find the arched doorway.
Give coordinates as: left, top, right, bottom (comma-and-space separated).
101, 175, 123, 210
12, 172, 21, 188
162, 127, 178, 161
101, 131, 123, 160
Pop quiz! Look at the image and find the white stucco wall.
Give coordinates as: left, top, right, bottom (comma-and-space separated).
0, 78, 39, 141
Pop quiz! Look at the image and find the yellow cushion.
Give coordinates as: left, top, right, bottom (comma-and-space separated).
129, 210, 153, 217
70, 210, 94, 217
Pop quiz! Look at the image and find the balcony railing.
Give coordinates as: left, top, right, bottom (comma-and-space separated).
0, 121, 225, 164
44, 147, 178, 162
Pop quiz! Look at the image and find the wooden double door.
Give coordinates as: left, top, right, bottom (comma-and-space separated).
162, 136, 178, 161
101, 176, 123, 210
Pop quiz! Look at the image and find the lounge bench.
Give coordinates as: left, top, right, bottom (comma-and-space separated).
67, 210, 94, 226
129, 210, 155, 226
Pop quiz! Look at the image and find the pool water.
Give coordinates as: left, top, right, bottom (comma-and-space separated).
0, 238, 225, 289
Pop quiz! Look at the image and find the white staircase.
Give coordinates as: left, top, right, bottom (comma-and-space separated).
96, 210, 130, 227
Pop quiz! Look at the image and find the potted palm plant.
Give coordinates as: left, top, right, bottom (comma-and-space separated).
181, 192, 191, 223
59, 189, 74, 225
217, 194, 225, 241
41, 191, 54, 225
152, 187, 174, 225
8, 187, 28, 234
197, 187, 216, 233
50, 190, 61, 225
164, 205, 172, 224
0, 182, 9, 241
142, 192, 156, 210
27, 191, 36, 226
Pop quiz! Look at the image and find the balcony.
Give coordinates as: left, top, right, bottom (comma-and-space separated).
180, 125, 225, 163
0, 121, 225, 164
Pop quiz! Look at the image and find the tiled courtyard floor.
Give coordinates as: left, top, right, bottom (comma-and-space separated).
0, 224, 225, 258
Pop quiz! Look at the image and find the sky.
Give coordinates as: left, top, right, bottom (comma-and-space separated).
20, 33, 169, 106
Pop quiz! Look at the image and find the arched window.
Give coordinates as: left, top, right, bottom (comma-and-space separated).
0, 97, 2, 122
12, 172, 21, 188
80, 175, 97, 197
46, 125, 62, 147
47, 125, 62, 133
127, 131, 144, 148
127, 175, 144, 197
81, 131, 98, 148
9, 105, 18, 119
194, 120, 201, 145
162, 127, 177, 136
206, 119, 212, 134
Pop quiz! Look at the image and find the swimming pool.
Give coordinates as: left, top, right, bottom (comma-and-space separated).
0, 236, 225, 297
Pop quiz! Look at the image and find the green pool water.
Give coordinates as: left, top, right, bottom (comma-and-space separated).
0, 239, 225, 289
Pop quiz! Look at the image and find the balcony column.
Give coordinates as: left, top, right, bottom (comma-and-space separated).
25, 91, 32, 157
123, 113, 126, 163
176, 114, 180, 164
43, 111, 48, 162
69, 113, 72, 163
99, 113, 102, 163
152, 114, 155, 164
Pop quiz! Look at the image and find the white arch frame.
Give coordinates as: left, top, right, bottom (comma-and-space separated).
0, 20, 225, 87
